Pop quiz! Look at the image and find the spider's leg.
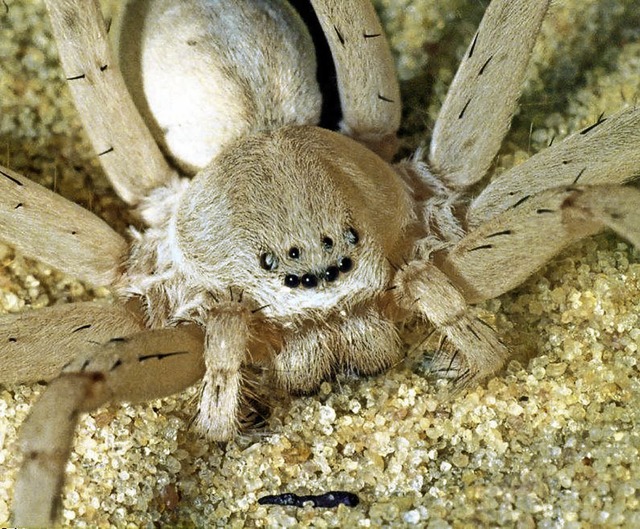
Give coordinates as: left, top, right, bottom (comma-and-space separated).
0, 301, 144, 385
468, 107, 640, 227
394, 261, 509, 385
429, 0, 550, 190
43, 0, 178, 205
12, 325, 204, 528
0, 165, 126, 285
565, 186, 640, 249
310, 0, 401, 160
439, 185, 640, 304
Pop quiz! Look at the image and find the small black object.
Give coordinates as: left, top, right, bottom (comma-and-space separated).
324, 266, 339, 282
322, 236, 334, 250
301, 273, 318, 288
284, 274, 300, 288
258, 491, 360, 508
338, 257, 353, 272
288, 247, 301, 259
260, 252, 278, 271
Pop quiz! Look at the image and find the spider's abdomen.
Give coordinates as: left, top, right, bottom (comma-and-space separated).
173, 126, 416, 316
114, 0, 321, 174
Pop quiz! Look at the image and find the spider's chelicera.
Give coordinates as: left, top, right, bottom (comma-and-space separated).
1, 0, 640, 526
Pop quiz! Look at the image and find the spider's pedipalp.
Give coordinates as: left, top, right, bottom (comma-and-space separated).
196, 307, 252, 441
310, 0, 401, 160
440, 185, 640, 305
0, 164, 127, 286
43, 0, 178, 205
12, 325, 204, 527
0, 302, 144, 385
467, 107, 640, 227
429, 0, 550, 190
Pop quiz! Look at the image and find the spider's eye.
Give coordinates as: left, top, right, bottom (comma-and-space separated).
322, 236, 334, 251
260, 252, 278, 271
338, 257, 353, 273
345, 227, 359, 245
324, 266, 339, 282
284, 274, 300, 288
301, 274, 318, 288
288, 247, 301, 259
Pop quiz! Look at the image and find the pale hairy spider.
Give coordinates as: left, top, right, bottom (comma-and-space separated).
1, 0, 640, 526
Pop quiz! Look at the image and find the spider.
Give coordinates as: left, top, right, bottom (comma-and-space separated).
1, 0, 640, 526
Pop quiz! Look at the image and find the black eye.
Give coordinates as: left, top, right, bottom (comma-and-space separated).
260, 252, 278, 271
345, 227, 359, 245
324, 266, 339, 282
284, 274, 300, 288
338, 257, 353, 273
322, 237, 334, 251
301, 274, 318, 288
288, 247, 300, 259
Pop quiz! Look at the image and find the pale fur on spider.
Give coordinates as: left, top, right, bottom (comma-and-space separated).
1, 0, 640, 526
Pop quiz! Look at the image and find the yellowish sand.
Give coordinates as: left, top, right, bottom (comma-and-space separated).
1, 1, 639, 527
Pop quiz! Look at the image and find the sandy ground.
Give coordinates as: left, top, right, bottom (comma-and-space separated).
1, 0, 639, 527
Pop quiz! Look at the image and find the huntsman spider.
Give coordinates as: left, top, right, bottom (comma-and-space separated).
1, 0, 639, 526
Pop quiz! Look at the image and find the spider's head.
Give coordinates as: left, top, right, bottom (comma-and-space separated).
172, 126, 414, 317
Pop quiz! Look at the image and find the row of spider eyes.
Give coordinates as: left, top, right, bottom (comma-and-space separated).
258, 227, 359, 288
283, 257, 353, 289
259, 227, 359, 271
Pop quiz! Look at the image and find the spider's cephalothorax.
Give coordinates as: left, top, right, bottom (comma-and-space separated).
2, 0, 640, 526
128, 125, 418, 405
136, 126, 416, 318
